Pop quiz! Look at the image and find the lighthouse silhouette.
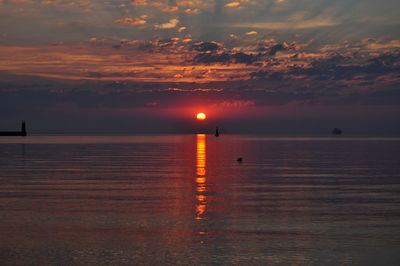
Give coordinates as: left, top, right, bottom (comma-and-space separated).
21, 121, 27, 136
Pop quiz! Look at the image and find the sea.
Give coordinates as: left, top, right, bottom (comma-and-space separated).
0, 135, 400, 265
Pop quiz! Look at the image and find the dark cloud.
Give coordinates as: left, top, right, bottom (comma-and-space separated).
193, 51, 258, 65
258, 42, 298, 56
268, 43, 287, 55
192, 41, 220, 52
250, 70, 283, 80
193, 52, 231, 64
231, 52, 258, 64
367, 52, 400, 69
289, 51, 400, 80
86, 72, 138, 78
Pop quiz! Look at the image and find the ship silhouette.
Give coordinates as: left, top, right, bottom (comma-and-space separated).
215, 127, 219, 137
332, 128, 342, 135
0, 121, 27, 136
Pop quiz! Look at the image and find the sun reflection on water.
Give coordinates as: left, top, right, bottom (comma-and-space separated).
195, 134, 207, 220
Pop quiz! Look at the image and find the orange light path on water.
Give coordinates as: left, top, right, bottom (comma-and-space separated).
196, 134, 207, 220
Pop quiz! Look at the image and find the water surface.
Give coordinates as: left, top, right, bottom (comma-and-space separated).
1, 135, 400, 265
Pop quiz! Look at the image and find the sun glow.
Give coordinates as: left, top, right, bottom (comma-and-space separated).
196, 112, 206, 120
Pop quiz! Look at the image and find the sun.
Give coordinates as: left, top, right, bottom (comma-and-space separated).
196, 112, 206, 120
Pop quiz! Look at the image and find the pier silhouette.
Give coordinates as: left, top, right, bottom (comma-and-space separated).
0, 121, 27, 136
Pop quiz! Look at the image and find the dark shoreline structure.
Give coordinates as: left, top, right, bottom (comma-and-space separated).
332, 128, 342, 135
0, 121, 27, 136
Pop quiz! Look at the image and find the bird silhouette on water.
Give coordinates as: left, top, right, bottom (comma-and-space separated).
237, 157, 243, 162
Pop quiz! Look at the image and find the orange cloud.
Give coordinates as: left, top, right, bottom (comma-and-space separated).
245, 31, 257, 35
114, 17, 146, 26
130, 0, 147, 5
88, 37, 105, 43
1, 36, 397, 88
178, 26, 186, 32
225, 2, 240, 7
162, 6, 178, 12
185, 8, 199, 14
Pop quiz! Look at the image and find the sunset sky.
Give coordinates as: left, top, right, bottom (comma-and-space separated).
0, 0, 399, 134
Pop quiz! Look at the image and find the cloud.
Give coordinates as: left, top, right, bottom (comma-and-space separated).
245, 31, 257, 36
231, 52, 258, 64
0, 0, 32, 4
185, 8, 199, 14
178, 26, 186, 32
155, 18, 179, 29
192, 41, 220, 52
0, 36, 399, 94
193, 53, 230, 64
212, 100, 255, 108
231, 17, 338, 29
225, 2, 240, 7
162, 6, 178, 12
362, 39, 400, 50
259, 42, 296, 55
130, 0, 147, 5
114, 17, 146, 26
39, 0, 93, 8
193, 50, 258, 65
88, 37, 106, 44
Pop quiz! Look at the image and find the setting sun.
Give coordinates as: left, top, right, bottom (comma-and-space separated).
196, 112, 206, 120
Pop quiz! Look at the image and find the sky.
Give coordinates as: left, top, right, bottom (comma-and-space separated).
0, 0, 399, 134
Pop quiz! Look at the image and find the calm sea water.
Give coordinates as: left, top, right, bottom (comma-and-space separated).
1, 135, 400, 265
